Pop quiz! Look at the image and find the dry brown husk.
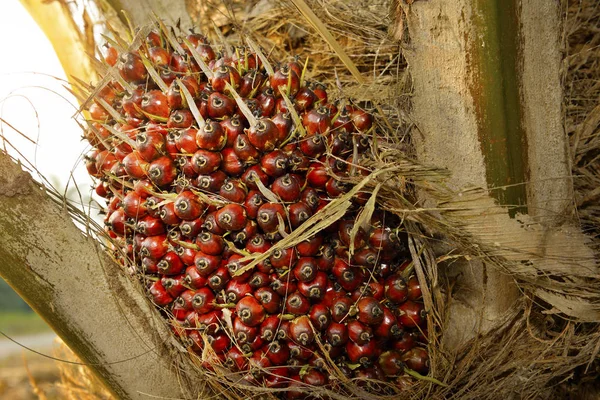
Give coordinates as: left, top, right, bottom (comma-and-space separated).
38, 0, 600, 399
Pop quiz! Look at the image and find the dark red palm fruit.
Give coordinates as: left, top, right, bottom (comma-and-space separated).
265, 367, 291, 389
292, 257, 318, 282
175, 156, 196, 178
148, 156, 177, 187
196, 170, 228, 191
290, 316, 314, 347
332, 259, 363, 292
348, 320, 374, 345
299, 134, 326, 158
145, 30, 162, 47
306, 163, 328, 188
140, 90, 170, 121
233, 133, 260, 162
95, 150, 117, 173
206, 332, 231, 353
302, 369, 326, 386
149, 280, 173, 306
346, 340, 378, 366
248, 350, 271, 378
254, 287, 281, 314
245, 234, 271, 254
325, 322, 348, 346
225, 346, 248, 371
207, 92, 236, 119
118, 52, 147, 82
356, 297, 385, 326
270, 66, 300, 97
263, 341, 290, 367
384, 274, 409, 304
309, 303, 331, 332
303, 107, 332, 136
241, 165, 269, 190
202, 212, 226, 235
415, 329, 428, 344
300, 188, 320, 211
171, 300, 190, 321
226, 279, 253, 303
285, 292, 311, 315
260, 149, 289, 178
248, 271, 269, 289
368, 227, 399, 252
161, 274, 186, 298
392, 331, 416, 352
246, 119, 278, 151
288, 342, 313, 362
269, 247, 297, 269
165, 132, 179, 157
259, 315, 279, 341
293, 86, 317, 113
338, 220, 367, 249
332, 106, 354, 134
167, 109, 194, 130
196, 120, 226, 151
193, 310, 222, 334
207, 266, 230, 291
211, 65, 241, 92
121, 89, 145, 119
219, 117, 243, 148
256, 203, 286, 234
325, 178, 349, 198
238, 69, 265, 97
215, 204, 247, 232
141, 256, 158, 274
89, 102, 110, 122
233, 316, 258, 345
190, 287, 216, 314
328, 133, 352, 156
148, 45, 171, 67
173, 190, 202, 221
176, 244, 197, 266
184, 265, 208, 289
219, 179, 247, 203
233, 220, 259, 245
243, 190, 264, 220
401, 347, 429, 374
157, 251, 185, 275
407, 275, 423, 301
180, 217, 204, 238
352, 248, 378, 269
271, 112, 293, 142
351, 108, 373, 132
296, 235, 322, 257
172, 128, 197, 154
364, 281, 385, 302
85, 150, 101, 178
159, 202, 180, 226
270, 174, 301, 203
122, 191, 147, 218
166, 80, 185, 110
168, 230, 183, 243
95, 181, 109, 198
196, 232, 225, 256
287, 202, 312, 229
397, 301, 426, 328
330, 296, 354, 323
270, 276, 296, 297
176, 289, 195, 311
140, 234, 169, 260
297, 271, 328, 301
106, 209, 127, 236
315, 245, 335, 272
236, 296, 266, 327
256, 87, 276, 117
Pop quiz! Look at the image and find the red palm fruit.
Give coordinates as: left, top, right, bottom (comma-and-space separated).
256, 203, 286, 234
328, 133, 351, 156
233, 220, 259, 245
95, 181, 109, 198
215, 204, 247, 231
245, 234, 271, 254
384, 274, 409, 304
326, 322, 348, 346
285, 292, 311, 315
221, 116, 244, 147
244, 190, 265, 219
196, 170, 228, 191
331, 296, 354, 323
346, 340, 378, 366
219, 179, 247, 203
254, 287, 281, 314
193, 310, 222, 334
248, 271, 269, 289
270, 247, 297, 269
233, 133, 260, 162
171, 301, 189, 321
271, 112, 293, 142
247, 119, 279, 151
248, 350, 271, 377
265, 341, 290, 366
296, 235, 322, 257
364, 281, 385, 302
290, 316, 314, 346
180, 217, 204, 238
332, 106, 354, 133
369, 227, 399, 251
106, 209, 127, 236
162, 275, 186, 298
122, 151, 149, 179
227, 279, 253, 303
176, 290, 195, 311
140, 234, 169, 260
397, 301, 426, 328
260, 149, 289, 177
348, 320, 373, 345
141, 257, 158, 274
175, 244, 196, 265
287, 202, 312, 229
309, 303, 331, 331
168, 109, 194, 130
325, 178, 349, 198
164, 132, 179, 157
225, 346, 248, 371
241, 165, 269, 190
401, 347, 429, 374
149, 280, 173, 306
351, 108, 373, 132
145, 30, 162, 47
302, 369, 326, 386
288, 342, 313, 361
294, 86, 316, 113
357, 297, 385, 326
298, 271, 328, 301
306, 163, 328, 188
338, 220, 367, 249
315, 246, 335, 272
407, 275, 422, 301
300, 188, 320, 211
352, 248, 378, 269
255, 87, 275, 117
148, 46, 170, 67
184, 265, 208, 289
332, 259, 363, 292
299, 134, 326, 157
89, 102, 109, 121
184, 330, 203, 353
259, 315, 280, 341
238, 69, 265, 97
190, 287, 216, 313
207, 92, 236, 119
174, 190, 202, 221
392, 331, 416, 352
208, 266, 230, 291
270, 66, 300, 96
157, 251, 185, 275
196, 120, 226, 151
211, 65, 241, 92
292, 257, 318, 282
303, 107, 331, 136
140, 90, 169, 121
196, 232, 225, 256
236, 296, 266, 327
159, 202, 180, 225
148, 156, 177, 187
172, 128, 196, 154
103, 44, 118, 66
84, 150, 100, 177
270, 275, 296, 297
206, 332, 230, 353
122, 89, 145, 118
265, 366, 290, 389
190, 149, 221, 175
271, 174, 301, 202
233, 316, 258, 344
202, 212, 226, 235
95, 150, 117, 173
118, 52, 147, 82
122, 191, 147, 218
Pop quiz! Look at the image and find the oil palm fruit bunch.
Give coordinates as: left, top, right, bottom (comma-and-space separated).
84, 22, 428, 395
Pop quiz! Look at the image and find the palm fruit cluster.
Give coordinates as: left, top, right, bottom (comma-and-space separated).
84, 23, 428, 395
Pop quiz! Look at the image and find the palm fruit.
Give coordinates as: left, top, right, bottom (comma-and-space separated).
85, 22, 429, 395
